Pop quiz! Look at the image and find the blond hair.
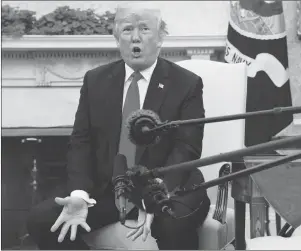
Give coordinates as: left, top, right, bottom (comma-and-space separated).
113, 2, 168, 39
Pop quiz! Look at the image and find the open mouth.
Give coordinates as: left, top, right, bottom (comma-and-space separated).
132, 47, 142, 57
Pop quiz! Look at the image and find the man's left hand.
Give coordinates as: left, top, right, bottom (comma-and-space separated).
126, 209, 154, 242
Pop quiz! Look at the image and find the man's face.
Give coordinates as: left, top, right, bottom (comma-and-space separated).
115, 8, 163, 71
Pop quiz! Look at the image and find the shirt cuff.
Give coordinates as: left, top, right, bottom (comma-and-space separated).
70, 190, 97, 207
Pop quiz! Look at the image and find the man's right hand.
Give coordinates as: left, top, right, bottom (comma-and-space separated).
50, 196, 91, 242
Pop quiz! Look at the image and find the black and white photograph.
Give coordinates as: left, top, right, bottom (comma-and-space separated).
1, 1, 301, 250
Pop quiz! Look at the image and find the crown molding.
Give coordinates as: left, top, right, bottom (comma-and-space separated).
2, 35, 226, 51
2, 51, 119, 59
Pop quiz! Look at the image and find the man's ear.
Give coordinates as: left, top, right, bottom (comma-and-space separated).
157, 38, 163, 48
157, 31, 164, 48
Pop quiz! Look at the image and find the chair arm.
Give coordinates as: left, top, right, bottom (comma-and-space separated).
212, 163, 231, 224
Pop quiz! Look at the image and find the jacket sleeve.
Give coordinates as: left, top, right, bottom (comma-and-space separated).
66, 71, 95, 195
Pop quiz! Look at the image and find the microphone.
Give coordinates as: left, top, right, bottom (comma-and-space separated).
126, 109, 165, 146
126, 106, 301, 146
143, 178, 175, 218
112, 154, 128, 224
127, 165, 175, 217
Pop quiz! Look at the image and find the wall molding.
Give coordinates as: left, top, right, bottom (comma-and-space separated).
2, 50, 190, 60
2, 51, 119, 59
186, 48, 215, 55
2, 35, 226, 51
186, 48, 215, 60
2, 35, 226, 88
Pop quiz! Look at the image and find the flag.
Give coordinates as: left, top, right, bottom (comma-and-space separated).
225, 0, 293, 147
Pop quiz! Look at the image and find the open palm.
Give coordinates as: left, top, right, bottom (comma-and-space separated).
50, 196, 91, 242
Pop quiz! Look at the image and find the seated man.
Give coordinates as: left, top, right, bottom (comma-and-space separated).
27, 2, 210, 250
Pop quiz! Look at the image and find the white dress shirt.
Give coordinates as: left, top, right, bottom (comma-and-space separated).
71, 60, 158, 206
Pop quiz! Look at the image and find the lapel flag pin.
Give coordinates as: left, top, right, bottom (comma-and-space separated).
158, 83, 164, 89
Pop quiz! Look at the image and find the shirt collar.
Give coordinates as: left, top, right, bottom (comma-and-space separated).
124, 59, 158, 83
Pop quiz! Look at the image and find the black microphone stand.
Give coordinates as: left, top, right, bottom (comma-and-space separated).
174, 151, 301, 195
126, 135, 301, 217
144, 106, 301, 134
125, 106, 301, 242
126, 138, 301, 224
135, 135, 301, 180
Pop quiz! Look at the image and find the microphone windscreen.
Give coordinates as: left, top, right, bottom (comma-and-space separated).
112, 154, 128, 180
126, 109, 160, 130
126, 109, 162, 146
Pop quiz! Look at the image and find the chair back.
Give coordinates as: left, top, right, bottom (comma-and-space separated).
175, 59, 247, 202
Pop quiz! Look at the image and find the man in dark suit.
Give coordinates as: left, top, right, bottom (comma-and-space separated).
27, 3, 210, 250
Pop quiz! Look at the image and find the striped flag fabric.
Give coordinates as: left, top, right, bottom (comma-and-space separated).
225, 0, 293, 147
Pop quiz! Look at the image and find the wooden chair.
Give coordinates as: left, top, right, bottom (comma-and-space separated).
82, 59, 248, 250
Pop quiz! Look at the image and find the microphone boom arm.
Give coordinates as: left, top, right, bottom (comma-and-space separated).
175, 151, 301, 195
145, 106, 301, 134
125, 106, 301, 218
134, 135, 301, 180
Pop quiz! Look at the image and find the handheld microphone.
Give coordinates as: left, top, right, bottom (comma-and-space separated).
112, 154, 128, 224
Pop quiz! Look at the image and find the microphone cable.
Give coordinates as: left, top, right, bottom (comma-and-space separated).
120, 199, 148, 230
166, 198, 203, 220
140, 181, 203, 220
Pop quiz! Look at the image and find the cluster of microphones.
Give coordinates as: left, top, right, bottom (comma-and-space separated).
112, 109, 178, 225
112, 107, 301, 226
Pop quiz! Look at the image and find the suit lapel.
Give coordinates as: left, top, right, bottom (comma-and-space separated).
142, 58, 170, 112
136, 58, 171, 163
102, 60, 125, 159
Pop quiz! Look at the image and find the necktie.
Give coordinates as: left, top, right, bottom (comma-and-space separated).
116, 71, 143, 214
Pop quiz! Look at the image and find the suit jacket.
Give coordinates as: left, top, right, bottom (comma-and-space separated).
67, 57, 209, 210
